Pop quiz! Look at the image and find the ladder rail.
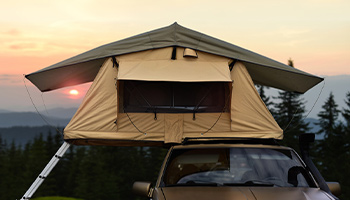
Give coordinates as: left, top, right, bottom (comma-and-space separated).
21, 141, 71, 199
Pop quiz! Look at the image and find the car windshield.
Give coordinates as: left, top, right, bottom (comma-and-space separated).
162, 147, 314, 187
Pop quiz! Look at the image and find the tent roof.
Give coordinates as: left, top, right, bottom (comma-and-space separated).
25, 22, 323, 93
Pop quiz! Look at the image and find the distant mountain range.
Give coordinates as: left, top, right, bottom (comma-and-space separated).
0, 107, 77, 128
0, 108, 77, 146
0, 126, 63, 146
0, 109, 12, 113
0, 112, 70, 128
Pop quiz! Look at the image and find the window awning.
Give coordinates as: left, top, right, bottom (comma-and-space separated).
117, 60, 232, 82
116, 47, 232, 82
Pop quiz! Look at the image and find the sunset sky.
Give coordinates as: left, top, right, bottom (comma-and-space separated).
1, 0, 349, 113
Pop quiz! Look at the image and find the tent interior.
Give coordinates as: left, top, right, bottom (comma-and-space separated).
120, 80, 229, 113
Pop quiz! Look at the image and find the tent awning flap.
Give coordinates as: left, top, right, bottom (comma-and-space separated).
26, 58, 105, 92
26, 22, 323, 93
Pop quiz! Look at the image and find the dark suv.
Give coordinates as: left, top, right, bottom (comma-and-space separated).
133, 136, 341, 200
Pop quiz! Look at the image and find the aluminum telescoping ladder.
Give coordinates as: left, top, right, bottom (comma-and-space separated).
21, 141, 71, 199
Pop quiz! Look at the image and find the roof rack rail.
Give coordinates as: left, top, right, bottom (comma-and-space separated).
181, 137, 280, 145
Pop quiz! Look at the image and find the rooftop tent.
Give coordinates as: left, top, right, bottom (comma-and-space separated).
24, 23, 324, 146
63, 47, 282, 146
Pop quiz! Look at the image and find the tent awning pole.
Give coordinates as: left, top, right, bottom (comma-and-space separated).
21, 141, 71, 199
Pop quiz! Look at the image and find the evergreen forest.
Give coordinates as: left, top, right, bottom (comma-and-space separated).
0, 130, 168, 200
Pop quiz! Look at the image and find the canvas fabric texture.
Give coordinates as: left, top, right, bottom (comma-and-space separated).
117, 47, 232, 82
63, 49, 282, 146
64, 58, 119, 138
230, 62, 282, 138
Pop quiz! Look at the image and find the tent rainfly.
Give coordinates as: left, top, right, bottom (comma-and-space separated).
26, 23, 323, 146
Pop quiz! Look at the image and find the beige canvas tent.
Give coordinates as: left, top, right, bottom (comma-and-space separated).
26, 23, 323, 146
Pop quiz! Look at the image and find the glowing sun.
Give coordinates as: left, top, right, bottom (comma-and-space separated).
69, 89, 79, 96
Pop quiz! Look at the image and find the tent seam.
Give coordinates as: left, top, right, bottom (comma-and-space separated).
174, 22, 178, 45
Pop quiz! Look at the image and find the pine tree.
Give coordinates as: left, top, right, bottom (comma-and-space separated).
342, 91, 350, 127
315, 92, 349, 199
0, 137, 10, 199
0, 136, 6, 195
336, 91, 350, 198
63, 145, 85, 197
256, 84, 274, 111
6, 141, 26, 199
273, 59, 310, 149
144, 147, 168, 183
342, 92, 350, 149
25, 133, 50, 198
256, 84, 276, 119
316, 92, 340, 137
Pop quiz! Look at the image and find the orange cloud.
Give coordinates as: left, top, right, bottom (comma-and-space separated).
4, 29, 21, 36
9, 42, 37, 50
